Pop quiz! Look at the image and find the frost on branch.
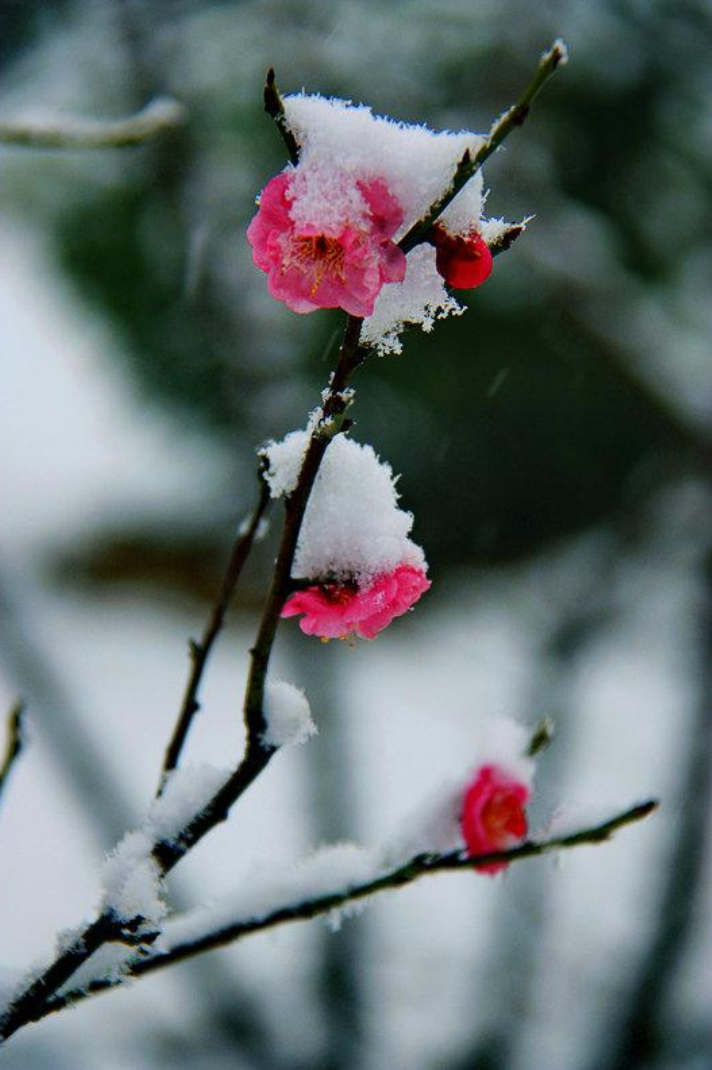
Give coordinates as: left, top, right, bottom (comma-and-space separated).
263, 679, 317, 747
248, 92, 506, 351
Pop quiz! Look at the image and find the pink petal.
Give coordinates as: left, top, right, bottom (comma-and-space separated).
460, 765, 530, 876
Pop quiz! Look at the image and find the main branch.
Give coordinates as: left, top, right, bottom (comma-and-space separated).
34, 800, 657, 1025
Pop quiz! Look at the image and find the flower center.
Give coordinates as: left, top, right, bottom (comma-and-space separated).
482, 790, 526, 842
290, 233, 347, 295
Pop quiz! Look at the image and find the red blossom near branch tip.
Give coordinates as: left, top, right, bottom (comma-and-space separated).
281, 564, 431, 641
460, 764, 530, 875
246, 172, 407, 317
428, 224, 493, 289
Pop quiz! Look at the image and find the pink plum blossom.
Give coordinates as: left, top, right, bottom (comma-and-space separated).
460, 764, 530, 875
428, 224, 493, 289
281, 563, 431, 640
247, 172, 407, 317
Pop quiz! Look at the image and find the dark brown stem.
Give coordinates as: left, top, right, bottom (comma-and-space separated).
157, 471, 272, 793
264, 68, 300, 165
35, 800, 658, 1025
156, 315, 366, 871
399, 40, 567, 254
0, 700, 24, 807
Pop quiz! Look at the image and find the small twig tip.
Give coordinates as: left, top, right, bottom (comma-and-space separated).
550, 39, 569, 67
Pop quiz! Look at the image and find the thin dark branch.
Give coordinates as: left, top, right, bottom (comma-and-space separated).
399, 40, 567, 254
0, 97, 186, 149
154, 314, 366, 873
37, 800, 658, 1024
0, 317, 367, 1044
157, 471, 272, 793
264, 68, 300, 165
0, 700, 24, 806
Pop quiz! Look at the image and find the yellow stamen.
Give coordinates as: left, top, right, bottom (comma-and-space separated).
287, 233, 347, 295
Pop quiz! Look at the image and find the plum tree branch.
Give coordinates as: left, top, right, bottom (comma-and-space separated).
0, 98, 186, 149
157, 470, 272, 793
34, 800, 657, 1025
399, 40, 567, 253
264, 68, 300, 165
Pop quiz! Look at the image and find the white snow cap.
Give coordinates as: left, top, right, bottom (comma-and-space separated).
263, 679, 317, 747
283, 93, 486, 238
283, 93, 495, 355
261, 430, 426, 584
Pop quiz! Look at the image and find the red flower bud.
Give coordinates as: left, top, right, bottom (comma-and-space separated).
429, 225, 493, 289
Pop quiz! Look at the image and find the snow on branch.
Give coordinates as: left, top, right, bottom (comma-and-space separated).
399, 40, 567, 254
0, 97, 186, 150
38, 800, 657, 1022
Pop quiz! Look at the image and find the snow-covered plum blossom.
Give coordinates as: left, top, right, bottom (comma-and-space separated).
460, 764, 531, 876
260, 429, 430, 639
247, 172, 406, 317
248, 92, 515, 352
281, 563, 430, 641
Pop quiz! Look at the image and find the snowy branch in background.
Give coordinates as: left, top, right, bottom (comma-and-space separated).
0, 97, 186, 149
0, 701, 24, 808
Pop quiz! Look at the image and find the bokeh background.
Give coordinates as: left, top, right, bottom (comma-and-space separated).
1, 1, 711, 1068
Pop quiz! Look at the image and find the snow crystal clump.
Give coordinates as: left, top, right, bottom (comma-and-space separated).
261, 428, 308, 499
263, 679, 317, 748
362, 244, 464, 355
100, 764, 231, 927
101, 830, 165, 928
261, 431, 425, 584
